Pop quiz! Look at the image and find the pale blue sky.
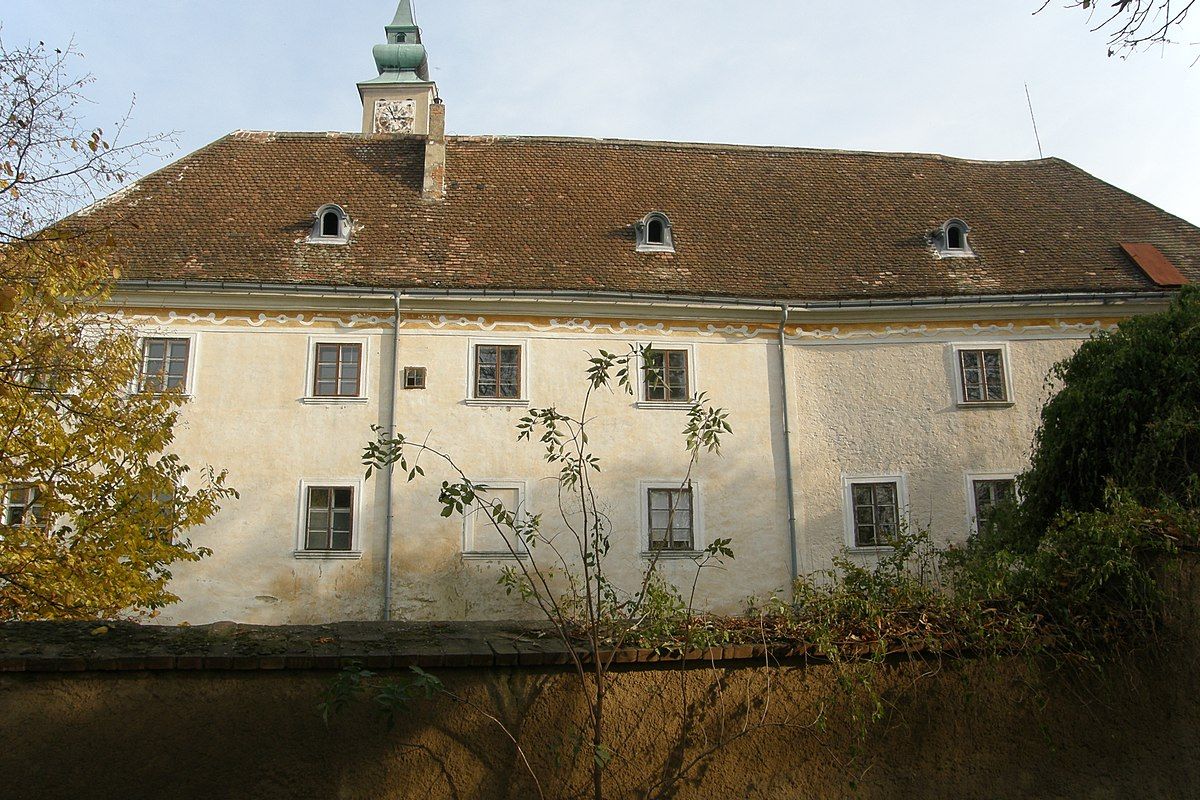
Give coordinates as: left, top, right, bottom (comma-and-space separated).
4, 1, 1199, 223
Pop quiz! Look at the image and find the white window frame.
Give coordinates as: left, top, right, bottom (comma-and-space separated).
636, 211, 675, 253
638, 479, 705, 558
934, 218, 974, 258
462, 479, 530, 560
294, 478, 364, 559
464, 337, 530, 406
950, 342, 1014, 407
635, 342, 699, 410
841, 473, 909, 552
136, 331, 199, 398
964, 471, 1019, 535
303, 335, 370, 404
307, 204, 351, 245
2, 484, 47, 528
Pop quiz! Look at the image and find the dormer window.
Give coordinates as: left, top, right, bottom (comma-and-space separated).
636, 212, 675, 253
309, 204, 350, 244
934, 218, 973, 258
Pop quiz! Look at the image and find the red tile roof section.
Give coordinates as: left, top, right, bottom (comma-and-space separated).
1119, 242, 1189, 287
74, 132, 1200, 301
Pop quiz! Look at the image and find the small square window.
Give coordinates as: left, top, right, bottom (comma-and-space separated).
849, 481, 900, 548
643, 349, 690, 403
304, 485, 354, 551
647, 487, 694, 550
3, 485, 46, 528
473, 344, 522, 399
464, 483, 528, 557
971, 478, 1016, 534
313, 343, 362, 398
140, 337, 191, 393
403, 366, 427, 390
958, 348, 1008, 403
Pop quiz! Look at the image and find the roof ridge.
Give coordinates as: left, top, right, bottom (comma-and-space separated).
442, 135, 1056, 166
219, 129, 1055, 166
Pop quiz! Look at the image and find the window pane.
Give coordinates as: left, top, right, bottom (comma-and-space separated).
342, 345, 360, 364
333, 488, 352, 509
857, 525, 877, 546
330, 530, 352, 551
874, 483, 896, 505
309, 487, 330, 508
499, 346, 520, 365
852, 484, 873, 505
983, 352, 1006, 401
491, 488, 520, 512
477, 346, 497, 365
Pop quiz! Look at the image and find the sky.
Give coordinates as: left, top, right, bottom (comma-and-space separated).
3, 1, 1199, 224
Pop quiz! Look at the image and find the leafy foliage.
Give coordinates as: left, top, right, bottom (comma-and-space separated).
362, 343, 735, 800
0, 36, 234, 620
1015, 286, 1200, 551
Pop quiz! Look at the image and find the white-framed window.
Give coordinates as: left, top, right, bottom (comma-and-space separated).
462, 480, 529, 559
308, 204, 350, 244
934, 218, 973, 257
2, 484, 47, 528
639, 479, 704, 557
636, 211, 675, 253
965, 472, 1018, 535
951, 342, 1013, 406
842, 473, 908, 551
303, 335, 369, 403
464, 338, 529, 406
295, 478, 363, 559
138, 332, 198, 396
635, 342, 698, 409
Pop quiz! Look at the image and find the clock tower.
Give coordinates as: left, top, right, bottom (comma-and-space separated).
358, 1, 438, 135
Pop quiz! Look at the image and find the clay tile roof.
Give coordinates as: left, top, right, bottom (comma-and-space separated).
74, 131, 1200, 301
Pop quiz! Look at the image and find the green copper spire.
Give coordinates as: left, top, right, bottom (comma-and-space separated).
362, 0, 430, 85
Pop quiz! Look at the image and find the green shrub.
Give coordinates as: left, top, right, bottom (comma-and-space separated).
1015, 286, 1200, 551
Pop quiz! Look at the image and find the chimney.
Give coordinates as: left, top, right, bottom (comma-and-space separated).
422, 99, 446, 201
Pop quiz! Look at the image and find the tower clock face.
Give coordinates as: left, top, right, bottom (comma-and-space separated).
374, 98, 417, 133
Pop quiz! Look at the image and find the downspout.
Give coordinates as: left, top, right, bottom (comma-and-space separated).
777, 305, 800, 589
383, 290, 402, 621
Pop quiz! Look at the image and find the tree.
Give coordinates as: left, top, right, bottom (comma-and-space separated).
361, 345, 736, 800
0, 36, 236, 620
1042, 0, 1198, 59
1001, 287, 1200, 551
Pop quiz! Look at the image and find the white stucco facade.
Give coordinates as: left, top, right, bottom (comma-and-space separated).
118, 290, 1166, 624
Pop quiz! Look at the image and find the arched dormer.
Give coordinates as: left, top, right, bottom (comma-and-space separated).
309, 204, 350, 244
933, 218, 973, 257
636, 211, 675, 253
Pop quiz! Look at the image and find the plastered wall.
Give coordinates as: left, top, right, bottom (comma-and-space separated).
137, 300, 1121, 624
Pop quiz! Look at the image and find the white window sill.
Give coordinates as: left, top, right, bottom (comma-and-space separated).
300, 396, 370, 405
636, 244, 676, 254
139, 391, 194, 400
463, 398, 530, 408
640, 550, 703, 560
462, 551, 530, 561
635, 400, 694, 411
845, 546, 895, 556
955, 400, 1015, 409
305, 237, 350, 246
294, 550, 363, 560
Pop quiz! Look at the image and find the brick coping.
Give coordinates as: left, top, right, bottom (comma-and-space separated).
0, 620, 806, 674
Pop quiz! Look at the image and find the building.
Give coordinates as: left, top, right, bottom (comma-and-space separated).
67, 2, 1199, 623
